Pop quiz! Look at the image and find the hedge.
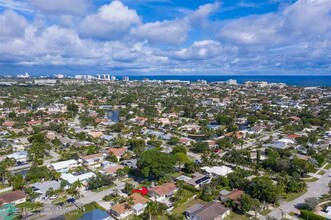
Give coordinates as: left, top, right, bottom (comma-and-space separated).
182, 183, 199, 193
300, 210, 326, 220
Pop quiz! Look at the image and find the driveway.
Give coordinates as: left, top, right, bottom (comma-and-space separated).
31, 181, 125, 220
267, 166, 331, 219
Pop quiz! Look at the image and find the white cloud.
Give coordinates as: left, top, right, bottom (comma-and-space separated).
168, 40, 224, 60
79, 1, 140, 40
190, 1, 220, 19
219, 0, 331, 50
0, 0, 330, 74
131, 19, 189, 45
28, 0, 90, 15
131, 2, 220, 46
0, 10, 28, 39
0, 0, 32, 12
219, 13, 284, 47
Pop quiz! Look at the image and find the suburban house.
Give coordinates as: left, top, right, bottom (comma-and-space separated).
88, 131, 104, 138
2, 121, 15, 128
220, 189, 244, 204
248, 126, 264, 134
185, 201, 230, 220
27, 120, 42, 126
120, 159, 137, 169
48, 159, 79, 173
185, 173, 211, 189
81, 153, 106, 168
61, 172, 95, 185
179, 138, 194, 146
6, 151, 28, 163
201, 166, 233, 177
0, 191, 26, 205
101, 165, 124, 176
148, 182, 177, 202
110, 193, 149, 219
109, 147, 128, 160
206, 140, 218, 148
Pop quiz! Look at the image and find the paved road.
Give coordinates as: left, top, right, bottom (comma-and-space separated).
9, 150, 60, 172
268, 166, 331, 219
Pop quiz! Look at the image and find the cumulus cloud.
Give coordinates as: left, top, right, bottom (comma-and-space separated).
0, 0, 330, 74
79, 1, 140, 40
0, 10, 28, 39
130, 2, 219, 46
192, 1, 220, 17
168, 40, 224, 60
219, 0, 331, 50
131, 19, 189, 45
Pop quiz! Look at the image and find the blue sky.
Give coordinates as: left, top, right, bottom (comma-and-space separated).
0, 0, 330, 75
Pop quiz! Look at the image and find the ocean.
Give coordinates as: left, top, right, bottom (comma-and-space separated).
120, 75, 331, 87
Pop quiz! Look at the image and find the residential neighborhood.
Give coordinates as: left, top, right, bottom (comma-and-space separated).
0, 78, 330, 220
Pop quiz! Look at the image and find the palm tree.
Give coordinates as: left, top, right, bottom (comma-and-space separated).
145, 201, 158, 220
127, 197, 134, 208
0, 163, 9, 186
113, 188, 119, 197
72, 180, 84, 199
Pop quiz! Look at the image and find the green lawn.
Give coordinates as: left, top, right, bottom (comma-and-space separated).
172, 199, 206, 216
64, 202, 106, 220
303, 177, 318, 182
224, 212, 249, 220
168, 172, 182, 178
317, 170, 325, 175
121, 178, 134, 183
324, 163, 331, 170
286, 189, 308, 202
261, 208, 272, 215
174, 189, 195, 206
92, 184, 114, 193
16, 202, 43, 211
0, 184, 10, 190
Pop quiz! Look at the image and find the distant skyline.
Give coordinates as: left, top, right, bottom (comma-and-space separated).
0, 0, 331, 75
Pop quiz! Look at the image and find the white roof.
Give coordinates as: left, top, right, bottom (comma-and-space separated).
7, 151, 28, 160
278, 138, 294, 144
201, 166, 233, 176
49, 159, 78, 170
61, 172, 95, 184
133, 203, 145, 211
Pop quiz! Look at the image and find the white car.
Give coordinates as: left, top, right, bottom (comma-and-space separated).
50, 195, 59, 200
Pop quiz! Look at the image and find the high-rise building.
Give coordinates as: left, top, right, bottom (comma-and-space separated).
123, 76, 129, 81
17, 73, 30, 79
55, 74, 64, 79
226, 79, 237, 85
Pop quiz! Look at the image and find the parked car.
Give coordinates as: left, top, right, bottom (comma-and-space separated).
50, 194, 59, 200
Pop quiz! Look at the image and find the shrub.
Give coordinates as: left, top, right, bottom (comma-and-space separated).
300, 210, 325, 220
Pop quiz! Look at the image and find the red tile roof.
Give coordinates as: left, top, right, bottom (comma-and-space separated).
103, 165, 124, 175
27, 120, 42, 125
2, 121, 15, 127
149, 183, 177, 196
223, 189, 244, 202
109, 147, 128, 157
111, 193, 149, 214
0, 191, 26, 204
